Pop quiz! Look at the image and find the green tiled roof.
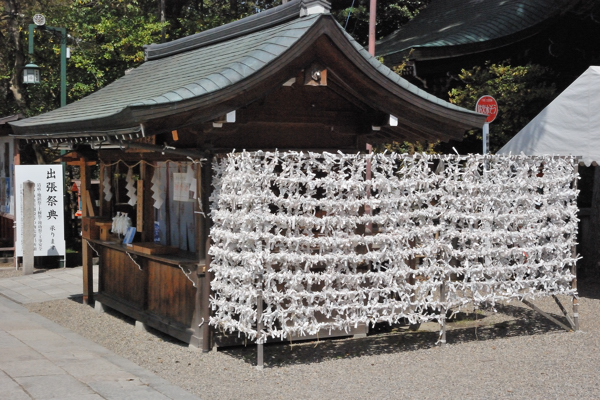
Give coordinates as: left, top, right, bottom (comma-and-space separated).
376, 0, 576, 62
10, 0, 484, 140
11, 13, 319, 136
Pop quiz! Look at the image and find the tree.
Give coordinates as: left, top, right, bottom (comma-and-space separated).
61, 0, 165, 102
1, 0, 288, 116
1, 0, 31, 115
1, 0, 428, 118
329, 0, 429, 46
446, 62, 557, 154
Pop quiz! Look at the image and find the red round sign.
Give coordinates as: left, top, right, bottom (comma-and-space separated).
475, 95, 498, 123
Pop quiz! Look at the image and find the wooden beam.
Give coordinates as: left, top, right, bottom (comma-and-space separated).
80, 157, 94, 305
140, 162, 155, 242
327, 80, 369, 111
522, 299, 573, 332
201, 155, 213, 353
66, 161, 96, 166
136, 180, 144, 233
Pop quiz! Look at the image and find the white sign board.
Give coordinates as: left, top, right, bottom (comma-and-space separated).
15, 165, 65, 257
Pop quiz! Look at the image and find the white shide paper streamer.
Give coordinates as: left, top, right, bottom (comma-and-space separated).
103, 171, 113, 202
126, 167, 137, 206
151, 171, 165, 209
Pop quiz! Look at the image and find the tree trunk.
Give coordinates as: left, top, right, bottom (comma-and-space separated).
230, 0, 237, 18
5, 0, 28, 113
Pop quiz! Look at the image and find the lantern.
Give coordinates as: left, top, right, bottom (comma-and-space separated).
23, 63, 40, 84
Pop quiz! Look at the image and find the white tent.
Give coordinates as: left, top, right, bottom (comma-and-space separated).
498, 66, 600, 166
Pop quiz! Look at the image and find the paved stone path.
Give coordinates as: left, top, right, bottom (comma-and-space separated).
0, 266, 98, 304
0, 267, 201, 400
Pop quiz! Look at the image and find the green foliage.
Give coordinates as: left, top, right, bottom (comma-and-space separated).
330, 0, 429, 46
448, 62, 557, 154
171, 1, 281, 38
1, 0, 287, 116
63, 0, 165, 100
376, 140, 436, 155
1, 0, 428, 119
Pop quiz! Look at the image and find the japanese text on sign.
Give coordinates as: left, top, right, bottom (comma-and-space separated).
15, 165, 65, 257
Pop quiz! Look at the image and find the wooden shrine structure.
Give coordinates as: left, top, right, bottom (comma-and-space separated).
9, 0, 486, 351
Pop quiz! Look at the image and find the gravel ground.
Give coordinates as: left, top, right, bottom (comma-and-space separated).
19, 277, 600, 400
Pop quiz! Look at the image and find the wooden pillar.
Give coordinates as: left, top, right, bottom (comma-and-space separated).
81, 158, 94, 305
201, 154, 213, 352
140, 162, 154, 242
13, 149, 20, 270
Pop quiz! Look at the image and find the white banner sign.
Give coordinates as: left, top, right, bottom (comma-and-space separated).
15, 165, 65, 257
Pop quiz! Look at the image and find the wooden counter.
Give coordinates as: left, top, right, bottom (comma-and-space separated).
90, 239, 208, 348
89, 239, 367, 348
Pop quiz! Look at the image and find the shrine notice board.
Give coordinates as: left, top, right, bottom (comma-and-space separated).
15, 165, 66, 257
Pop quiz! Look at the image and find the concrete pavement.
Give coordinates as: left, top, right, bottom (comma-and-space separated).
0, 266, 98, 304
0, 267, 201, 400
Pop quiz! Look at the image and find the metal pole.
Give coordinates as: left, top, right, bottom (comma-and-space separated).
368, 0, 376, 56
482, 122, 489, 154
59, 27, 66, 107
160, 0, 166, 43
28, 25, 67, 107
439, 281, 447, 344
29, 24, 35, 54
256, 286, 264, 369
202, 153, 214, 352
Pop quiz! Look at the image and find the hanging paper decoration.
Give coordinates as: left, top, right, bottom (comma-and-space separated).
103, 171, 113, 202
151, 171, 164, 209
111, 212, 131, 236
208, 151, 579, 344
125, 167, 137, 206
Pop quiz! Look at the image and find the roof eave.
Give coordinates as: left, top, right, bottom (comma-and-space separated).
11, 14, 485, 142
378, 13, 559, 65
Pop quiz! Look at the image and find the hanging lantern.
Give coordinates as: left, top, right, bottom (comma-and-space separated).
23, 63, 40, 84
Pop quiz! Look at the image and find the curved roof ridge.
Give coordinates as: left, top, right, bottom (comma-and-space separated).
131, 15, 315, 107
144, 0, 331, 61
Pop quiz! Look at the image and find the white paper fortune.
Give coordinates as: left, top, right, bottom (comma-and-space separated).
208, 151, 579, 344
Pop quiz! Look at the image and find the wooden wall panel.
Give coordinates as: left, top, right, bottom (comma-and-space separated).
100, 247, 145, 307
147, 260, 196, 325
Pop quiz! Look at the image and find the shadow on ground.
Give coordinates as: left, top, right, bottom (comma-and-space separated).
219, 302, 573, 368
67, 294, 192, 348
63, 281, 597, 369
